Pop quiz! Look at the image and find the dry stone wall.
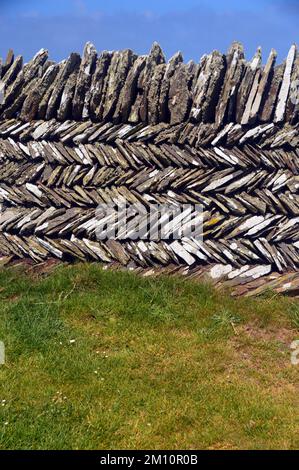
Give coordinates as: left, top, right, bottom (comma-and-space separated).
1, 41, 299, 289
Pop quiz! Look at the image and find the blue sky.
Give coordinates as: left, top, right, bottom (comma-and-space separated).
0, 0, 298, 63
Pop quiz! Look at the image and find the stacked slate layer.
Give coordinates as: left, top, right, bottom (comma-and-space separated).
1, 41, 299, 286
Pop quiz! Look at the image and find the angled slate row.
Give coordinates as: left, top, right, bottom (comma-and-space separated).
0, 118, 299, 149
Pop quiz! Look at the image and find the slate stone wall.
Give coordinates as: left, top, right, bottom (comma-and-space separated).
0, 42, 299, 283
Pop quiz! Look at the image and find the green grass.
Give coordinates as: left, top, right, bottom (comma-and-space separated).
0, 262, 298, 449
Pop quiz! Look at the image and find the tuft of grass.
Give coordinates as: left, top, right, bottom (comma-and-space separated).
288, 305, 299, 329
198, 309, 242, 340
0, 263, 298, 449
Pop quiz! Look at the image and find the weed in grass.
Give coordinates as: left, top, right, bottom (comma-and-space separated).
211, 310, 242, 329
198, 309, 242, 340
288, 305, 299, 330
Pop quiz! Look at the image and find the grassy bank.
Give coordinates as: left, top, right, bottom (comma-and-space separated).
0, 263, 298, 449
